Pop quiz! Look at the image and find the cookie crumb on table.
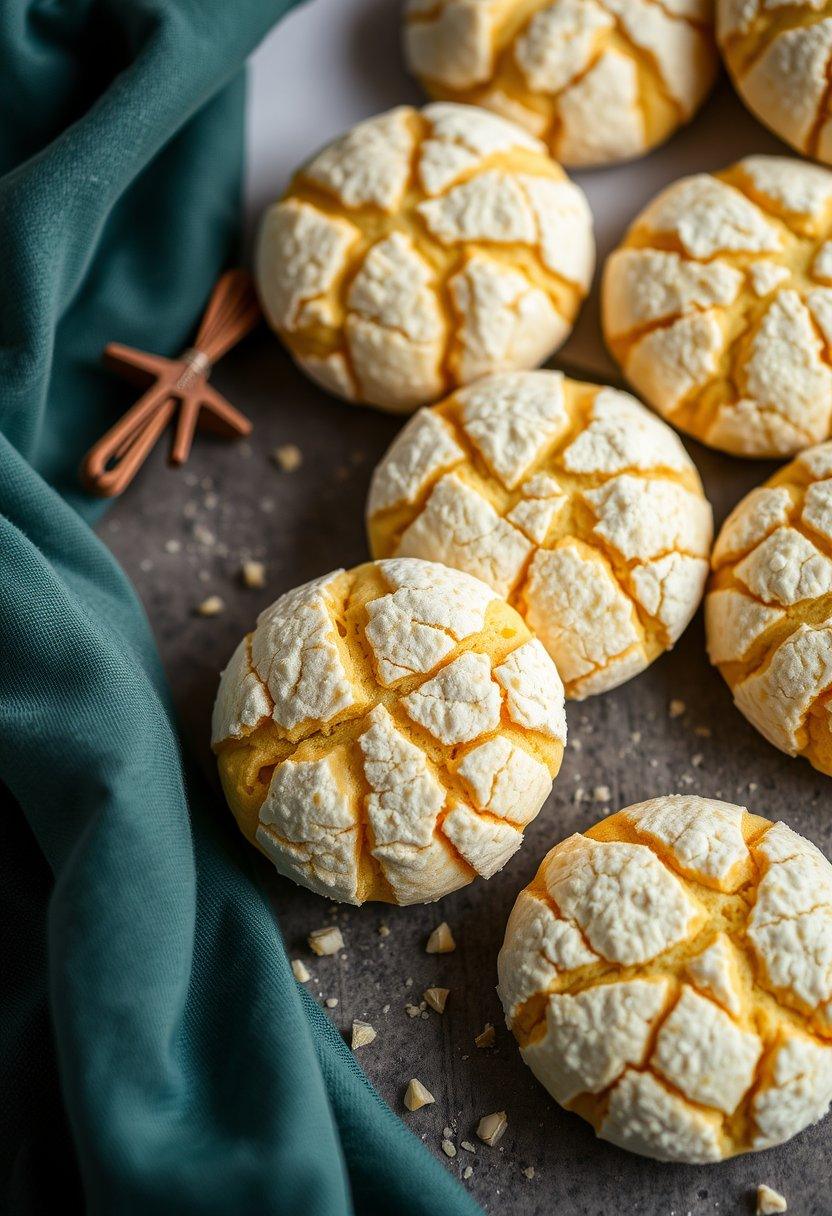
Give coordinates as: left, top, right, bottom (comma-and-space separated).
241, 559, 266, 589
291, 959, 310, 983
351, 1021, 377, 1049
273, 443, 303, 472
477, 1111, 508, 1147
423, 987, 449, 1014
196, 595, 224, 617
308, 925, 344, 956
426, 922, 455, 954
475, 1023, 495, 1048
404, 1079, 435, 1111
756, 1184, 787, 1214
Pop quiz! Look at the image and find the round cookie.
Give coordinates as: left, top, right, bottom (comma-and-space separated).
403, 0, 718, 168
255, 103, 593, 413
498, 796, 832, 1163
366, 370, 713, 699
603, 155, 832, 458
706, 441, 832, 775
211, 558, 566, 905
718, 0, 832, 165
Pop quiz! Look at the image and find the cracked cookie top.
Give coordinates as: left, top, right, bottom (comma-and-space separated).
211, 558, 566, 905
706, 440, 832, 775
366, 370, 713, 699
603, 155, 832, 457
403, 0, 718, 168
255, 103, 593, 413
498, 796, 832, 1162
718, 0, 832, 164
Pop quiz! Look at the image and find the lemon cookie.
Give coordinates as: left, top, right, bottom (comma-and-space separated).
255, 103, 593, 413
366, 370, 713, 699
603, 155, 832, 457
211, 558, 566, 905
498, 796, 832, 1162
718, 0, 832, 164
706, 442, 832, 775
403, 0, 718, 168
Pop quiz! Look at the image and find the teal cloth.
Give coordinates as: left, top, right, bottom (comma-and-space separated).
0, 3, 483, 1213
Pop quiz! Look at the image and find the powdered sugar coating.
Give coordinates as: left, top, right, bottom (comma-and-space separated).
707, 446, 832, 775
523, 980, 670, 1104
624, 796, 751, 891
258, 103, 593, 412
604, 157, 832, 456
543, 833, 701, 965
499, 798, 832, 1162
685, 935, 743, 1016
651, 986, 762, 1113
719, 1, 832, 167
368, 370, 712, 699
404, 0, 717, 168
213, 559, 566, 905
211, 638, 271, 746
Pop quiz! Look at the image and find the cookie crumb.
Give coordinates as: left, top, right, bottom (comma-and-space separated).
308, 925, 344, 956
325, 997, 338, 1009
351, 1021, 377, 1049
423, 987, 449, 1013
404, 1078, 435, 1111
756, 1184, 787, 1214
669, 698, 686, 718
460, 1141, 476, 1154
463, 1166, 473, 1180
196, 595, 224, 617
522, 1166, 535, 1180
441, 1139, 456, 1158
273, 443, 303, 472
593, 785, 611, 803
378, 923, 390, 937
477, 1111, 507, 1146
241, 560, 266, 589
475, 1023, 495, 1048
291, 959, 310, 983
426, 922, 455, 953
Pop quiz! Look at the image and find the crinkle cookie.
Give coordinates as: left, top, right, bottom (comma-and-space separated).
404, 0, 718, 168
366, 370, 713, 699
718, 0, 832, 164
706, 441, 832, 775
603, 155, 832, 458
255, 103, 593, 413
499, 796, 832, 1162
211, 559, 566, 905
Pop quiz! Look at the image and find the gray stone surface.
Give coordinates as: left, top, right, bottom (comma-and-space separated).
99, 332, 831, 1216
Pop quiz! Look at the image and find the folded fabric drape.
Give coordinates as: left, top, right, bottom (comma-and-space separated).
0, 2, 481, 1212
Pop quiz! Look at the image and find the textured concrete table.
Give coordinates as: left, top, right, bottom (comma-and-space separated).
99, 332, 831, 1216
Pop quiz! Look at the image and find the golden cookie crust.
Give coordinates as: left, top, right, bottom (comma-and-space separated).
404, 0, 718, 168
212, 559, 566, 905
367, 370, 713, 699
499, 797, 832, 1162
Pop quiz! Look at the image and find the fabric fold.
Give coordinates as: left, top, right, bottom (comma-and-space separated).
0, 1, 482, 1212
